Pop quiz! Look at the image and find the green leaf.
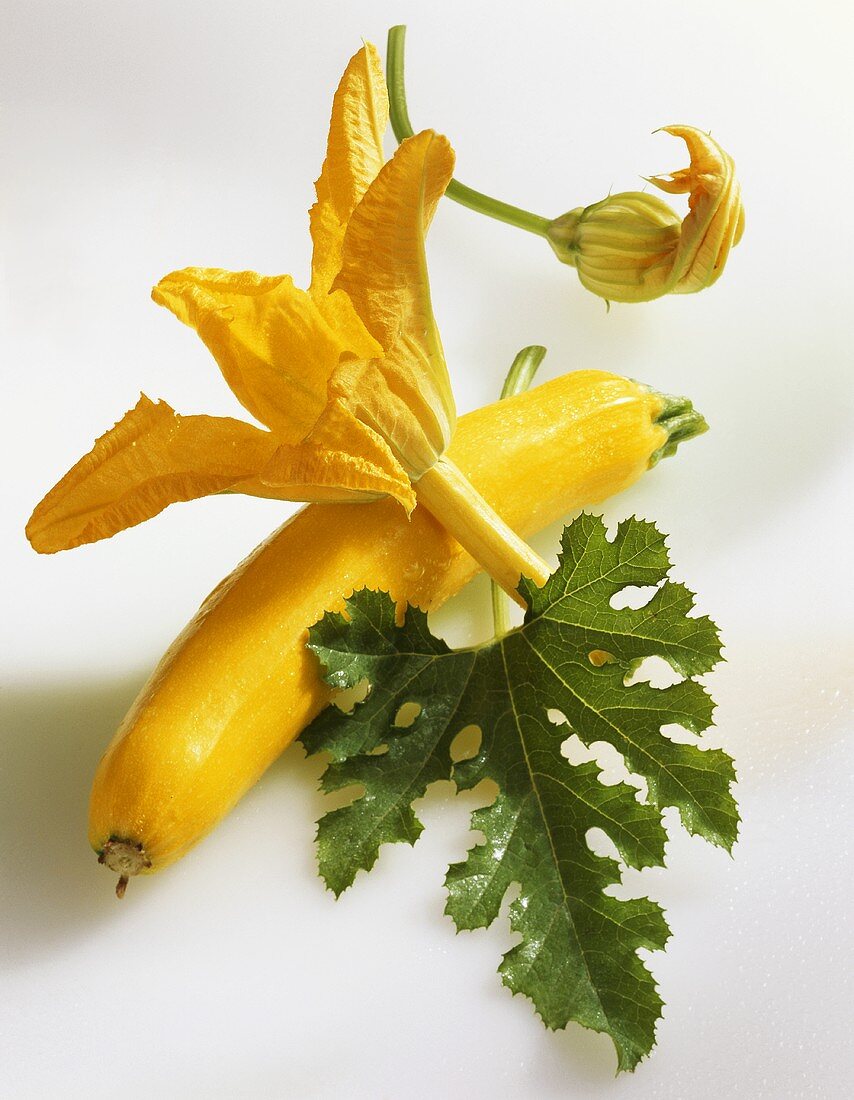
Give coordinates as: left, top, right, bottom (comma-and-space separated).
301, 514, 737, 1070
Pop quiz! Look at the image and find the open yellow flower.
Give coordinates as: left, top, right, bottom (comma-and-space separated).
545, 127, 745, 303
27, 44, 456, 553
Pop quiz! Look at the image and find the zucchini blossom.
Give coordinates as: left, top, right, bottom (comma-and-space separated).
545, 128, 745, 303
27, 46, 456, 549
27, 43, 550, 602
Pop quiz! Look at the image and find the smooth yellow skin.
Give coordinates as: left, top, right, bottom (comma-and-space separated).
88, 370, 666, 872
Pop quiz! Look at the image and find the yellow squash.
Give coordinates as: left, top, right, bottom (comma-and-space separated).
90, 370, 698, 889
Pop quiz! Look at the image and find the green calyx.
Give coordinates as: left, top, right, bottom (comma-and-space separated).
544, 209, 584, 267
647, 389, 709, 465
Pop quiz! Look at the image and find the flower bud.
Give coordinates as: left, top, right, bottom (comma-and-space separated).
546, 126, 744, 304
547, 193, 682, 304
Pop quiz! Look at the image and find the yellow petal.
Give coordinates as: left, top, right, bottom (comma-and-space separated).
243, 399, 415, 512
309, 42, 388, 299
332, 130, 457, 478
312, 282, 384, 365
648, 125, 744, 294
26, 396, 279, 553
152, 268, 377, 443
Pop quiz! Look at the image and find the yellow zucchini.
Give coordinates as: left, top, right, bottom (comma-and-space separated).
90, 370, 702, 888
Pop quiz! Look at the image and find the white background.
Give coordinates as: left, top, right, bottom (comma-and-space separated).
2, 1, 853, 1096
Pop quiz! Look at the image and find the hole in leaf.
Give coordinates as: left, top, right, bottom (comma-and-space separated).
329, 678, 371, 714
450, 724, 482, 763
660, 721, 698, 745
367, 743, 389, 756
466, 778, 499, 810
561, 736, 647, 798
412, 779, 457, 823
585, 826, 621, 863
610, 584, 660, 610
470, 881, 524, 951
503, 881, 522, 908
547, 708, 569, 726
589, 741, 635, 788
393, 701, 422, 728
322, 783, 365, 812
588, 649, 615, 667
624, 655, 682, 689
560, 732, 590, 764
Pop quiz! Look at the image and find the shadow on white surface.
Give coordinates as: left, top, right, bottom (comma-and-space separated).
0, 672, 147, 964
1, 635, 850, 1095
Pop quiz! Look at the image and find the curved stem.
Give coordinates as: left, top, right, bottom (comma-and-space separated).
387, 25, 552, 239
491, 346, 547, 637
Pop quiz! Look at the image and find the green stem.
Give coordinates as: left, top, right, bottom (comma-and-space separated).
491, 346, 547, 638
386, 25, 552, 239
646, 388, 710, 466
499, 344, 547, 401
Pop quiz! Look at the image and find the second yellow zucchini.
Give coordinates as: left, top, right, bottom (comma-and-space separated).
89, 370, 704, 887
